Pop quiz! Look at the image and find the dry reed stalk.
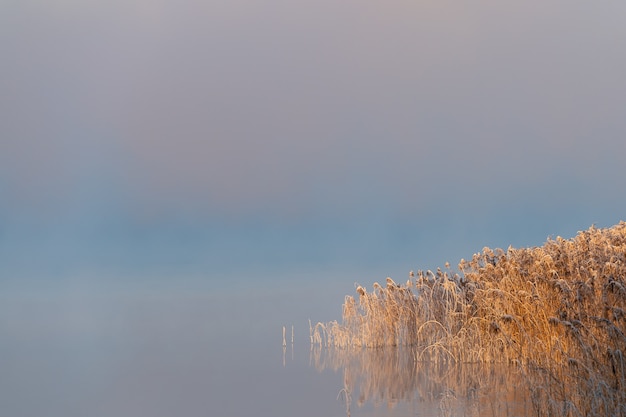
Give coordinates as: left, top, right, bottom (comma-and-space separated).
313, 221, 626, 416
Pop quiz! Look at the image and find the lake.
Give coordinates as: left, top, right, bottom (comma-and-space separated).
0, 274, 534, 417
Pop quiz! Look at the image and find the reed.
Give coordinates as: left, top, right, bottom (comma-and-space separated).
312, 221, 626, 416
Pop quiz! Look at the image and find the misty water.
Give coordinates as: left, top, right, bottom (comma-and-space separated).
1, 273, 533, 417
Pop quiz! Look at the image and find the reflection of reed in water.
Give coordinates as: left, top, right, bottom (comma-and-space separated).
310, 345, 532, 416
311, 223, 626, 416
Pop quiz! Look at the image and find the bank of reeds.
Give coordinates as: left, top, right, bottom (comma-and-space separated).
312, 222, 626, 416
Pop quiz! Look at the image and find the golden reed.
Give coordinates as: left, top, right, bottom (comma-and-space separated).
312, 222, 626, 416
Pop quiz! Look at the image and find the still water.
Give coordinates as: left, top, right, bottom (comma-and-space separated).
0, 277, 532, 417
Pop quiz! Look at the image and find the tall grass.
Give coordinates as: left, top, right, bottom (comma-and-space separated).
312, 222, 626, 416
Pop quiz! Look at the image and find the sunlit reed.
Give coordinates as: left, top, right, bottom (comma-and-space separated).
312, 222, 626, 416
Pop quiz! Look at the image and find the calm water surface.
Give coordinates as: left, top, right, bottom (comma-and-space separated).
0, 277, 532, 417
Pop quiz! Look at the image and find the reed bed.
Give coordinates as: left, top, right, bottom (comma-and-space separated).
312, 222, 626, 416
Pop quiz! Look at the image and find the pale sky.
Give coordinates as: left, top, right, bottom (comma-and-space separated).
2, 0, 626, 285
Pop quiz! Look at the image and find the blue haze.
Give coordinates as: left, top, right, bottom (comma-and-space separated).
2, 0, 626, 290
